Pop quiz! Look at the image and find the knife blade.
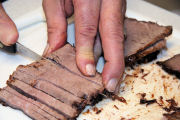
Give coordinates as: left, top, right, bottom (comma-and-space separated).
0, 42, 42, 61
16, 42, 42, 61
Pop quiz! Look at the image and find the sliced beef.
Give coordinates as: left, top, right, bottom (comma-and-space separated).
124, 18, 172, 66
5, 87, 66, 120
14, 60, 104, 101
46, 44, 103, 86
7, 79, 78, 118
11, 67, 86, 110
0, 87, 61, 120
157, 54, 180, 79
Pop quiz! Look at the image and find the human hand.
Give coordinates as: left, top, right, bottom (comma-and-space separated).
0, 3, 18, 46
43, 0, 126, 93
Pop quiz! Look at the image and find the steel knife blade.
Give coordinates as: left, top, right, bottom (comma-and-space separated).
16, 42, 42, 61
0, 42, 42, 61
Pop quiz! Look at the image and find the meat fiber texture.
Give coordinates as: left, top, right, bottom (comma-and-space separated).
157, 54, 180, 79
0, 44, 104, 120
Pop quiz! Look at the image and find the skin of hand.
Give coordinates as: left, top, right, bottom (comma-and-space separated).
0, 3, 18, 46
43, 0, 126, 93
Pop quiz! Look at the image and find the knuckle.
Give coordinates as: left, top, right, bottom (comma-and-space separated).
102, 18, 124, 43
79, 24, 97, 38
109, 28, 124, 43
47, 24, 66, 35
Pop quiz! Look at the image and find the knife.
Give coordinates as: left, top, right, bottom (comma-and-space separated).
0, 42, 42, 61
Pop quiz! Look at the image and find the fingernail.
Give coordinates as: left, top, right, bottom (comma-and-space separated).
86, 64, 96, 76
43, 44, 50, 56
106, 78, 118, 92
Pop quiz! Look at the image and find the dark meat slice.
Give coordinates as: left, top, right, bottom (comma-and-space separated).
0, 87, 59, 120
163, 112, 180, 120
124, 18, 172, 65
11, 67, 86, 110
15, 59, 104, 101
157, 54, 180, 79
46, 44, 103, 86
7, 79, 78, 118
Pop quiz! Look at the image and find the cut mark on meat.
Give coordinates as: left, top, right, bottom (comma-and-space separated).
7, 81, 72, 119
47, 57, 102, 87
16, 60, 103, 101
15, 70, 84, 99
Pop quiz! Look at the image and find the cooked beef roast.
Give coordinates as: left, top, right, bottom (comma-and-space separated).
0, 18, 173, 120
124, 18, 172, 66
157, 54, 180, 79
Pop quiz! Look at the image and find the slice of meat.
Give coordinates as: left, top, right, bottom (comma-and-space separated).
11, 67, 86, 110
126, 39, 166, 65
124, 18, 172, 65
0, 87, 60, 120
14, 59, 104, 101
5, 87, 66, 120
7, 79, 78, 118
157, 54, 180, 79
46, 44, 103, 86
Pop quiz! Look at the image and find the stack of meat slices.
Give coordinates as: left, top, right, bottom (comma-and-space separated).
0, 44, 104, 120
0, 18, 173, 120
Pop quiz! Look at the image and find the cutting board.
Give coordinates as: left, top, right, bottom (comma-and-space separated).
0, 0, 180, 120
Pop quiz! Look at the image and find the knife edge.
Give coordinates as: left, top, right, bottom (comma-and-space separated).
16, 42, 42, 61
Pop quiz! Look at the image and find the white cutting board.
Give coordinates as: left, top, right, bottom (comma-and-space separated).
0, 0, 180, 120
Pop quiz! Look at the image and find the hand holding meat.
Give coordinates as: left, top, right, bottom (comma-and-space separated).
0, 0, 126, 93
43, 0, 126, 93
